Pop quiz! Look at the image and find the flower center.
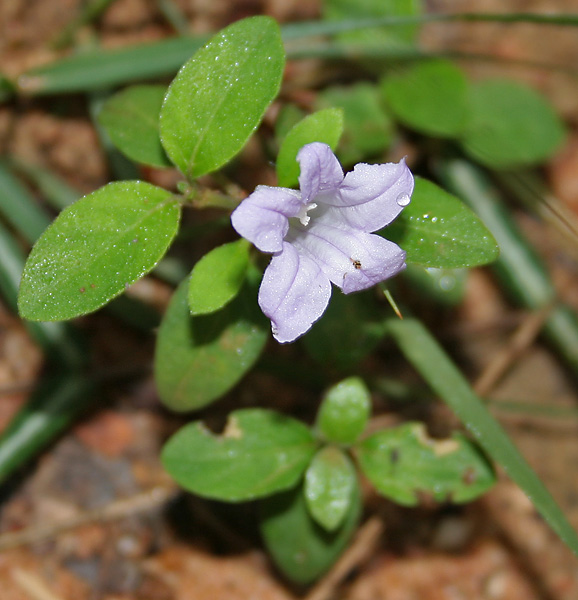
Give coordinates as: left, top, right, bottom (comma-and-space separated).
296, 202, 318, 226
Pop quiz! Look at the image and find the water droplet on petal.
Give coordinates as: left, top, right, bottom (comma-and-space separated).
396, 192, 411, 207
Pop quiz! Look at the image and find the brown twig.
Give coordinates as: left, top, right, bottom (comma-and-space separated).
482, 481, 578, 600
304, 517, 383, 600
12, 569, 65, 600
474, 302, 554, 398
471, 304, 578, 599
0, 485, 177, 551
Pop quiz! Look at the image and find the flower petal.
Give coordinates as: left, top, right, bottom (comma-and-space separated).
258, 242, 331, 343
287, 222, 406, 293
231, 186, 303, 253
316, 159, 414, 232
297, 143, 344, 204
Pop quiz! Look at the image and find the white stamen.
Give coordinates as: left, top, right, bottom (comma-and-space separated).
297, 202, 317, 226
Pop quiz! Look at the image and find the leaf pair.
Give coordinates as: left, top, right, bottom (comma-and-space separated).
99, 16, 285, 177
162, 377, 495, 582
382, 59, 566, 168
18, 16, 286, 322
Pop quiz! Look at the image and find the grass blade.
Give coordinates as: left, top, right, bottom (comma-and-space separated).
386, 316, 578, 556
0, 161, 51, 244
438, 158, 578, 374
15, 13, 578, 97
0, 375, 93, 484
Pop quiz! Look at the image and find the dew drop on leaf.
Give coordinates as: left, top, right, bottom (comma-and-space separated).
396, 192, 411, 207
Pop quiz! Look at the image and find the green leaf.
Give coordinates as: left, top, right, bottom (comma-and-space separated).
356, 422, 495, 506
188, 239, 250, 315
303, 290, 386, 369
274, 104, 306, 145
260, 478, 361, 584
162, 408, 316, 501
155, 276, 267, 412
276, 108, 344, 187
18, 181, 180, 321
304, 446, 357, 531
97, 84, 171, 168
382, 59, 468, 137
323, 0, 422, 47
316, 83, 393, 165
460, 79, 566, 169
386, 316, 578, 556
316, 377, 371, 444
402, 265, 467, 306
160, 16, 285, 178
384, 177, 499, 268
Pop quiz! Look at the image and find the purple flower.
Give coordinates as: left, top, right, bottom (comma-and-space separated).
231, 142, 414, 343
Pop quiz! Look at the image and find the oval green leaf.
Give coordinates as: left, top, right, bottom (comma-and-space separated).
304, 446, 357, 531
382, 59, 468, 137
155, 276, 267, 412
18, 181, 180, 321
355, 422, 496, 506
274, 104, 306, 144
160, 16, 285, 178
260, 478, 361, 584
402, 265, 468, 306
460, 79, 566, 168
316, 377, 371, 444
97, 85, 171, 168
276, 108, 344, 188
188, 239, 250, 315
316, 83, 393, 166
162, 409, 317, 501
384, 177, 499, 268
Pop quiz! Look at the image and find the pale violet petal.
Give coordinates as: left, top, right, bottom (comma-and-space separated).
231, 185, 303, 253
258, 242, 331, 343
316, 159, 414, 232
297, 143, 344, 204
286, 222, 406, 293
